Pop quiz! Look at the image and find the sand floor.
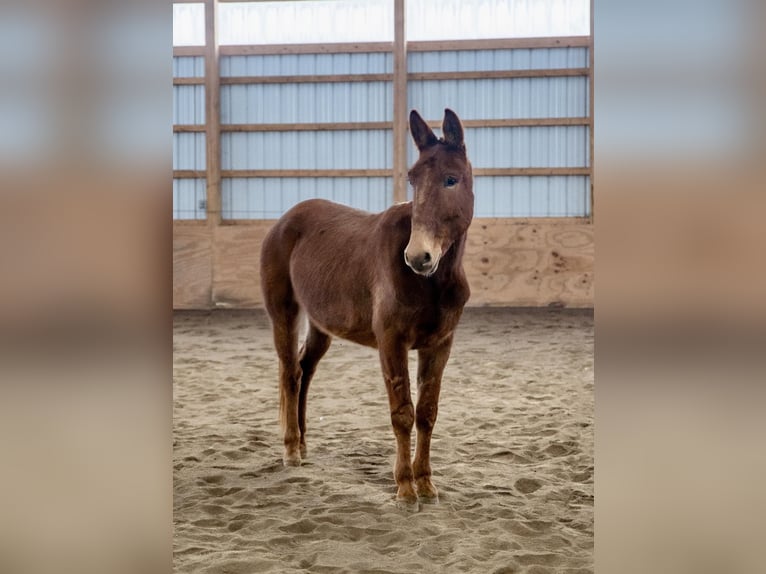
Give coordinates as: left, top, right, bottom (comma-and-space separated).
174, 308, 593, 574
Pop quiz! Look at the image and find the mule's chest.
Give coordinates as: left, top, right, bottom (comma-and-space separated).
397, 276, 469, 350
403, 300, 463, 349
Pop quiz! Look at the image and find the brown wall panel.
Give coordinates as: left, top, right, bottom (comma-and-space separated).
465, 219, 593, 307
173, 225, 212, 309
210, 222, 272, 308
173, 220, 593, 309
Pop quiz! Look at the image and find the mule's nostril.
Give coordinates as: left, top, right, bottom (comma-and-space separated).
423, 252, 432, 264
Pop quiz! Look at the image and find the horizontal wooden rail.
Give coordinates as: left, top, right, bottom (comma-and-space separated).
408, 36, 591, 52
220, 73, 391, 85
174, 125, 207, 133
409, 68, 589, 81
173, 117, 591, 133
173, 167, 591, 179
218, 122, 391, 132
174, 77, 205, 85
474, 167, 591, 176
222, 169, 392, 178
174, 170, 207, 179
175, 67, 589, 86
173, 36, 591, 58
221, 42, 393, 56
174, 46, 205, 57
442, 117, 591, 128
173, 169, 392, 179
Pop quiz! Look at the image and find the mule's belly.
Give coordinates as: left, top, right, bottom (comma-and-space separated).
289, 242, 378, 348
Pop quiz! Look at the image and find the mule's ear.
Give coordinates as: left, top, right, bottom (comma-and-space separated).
442, 108, 465, 149
409, 109, 438, 151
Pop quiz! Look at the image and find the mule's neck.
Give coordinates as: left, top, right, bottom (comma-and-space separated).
432, 231, 468, 284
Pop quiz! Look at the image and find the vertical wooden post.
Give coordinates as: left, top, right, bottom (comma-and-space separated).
589, 0, 594, 222
392, 0, 408, 204
205, 0, 222, 226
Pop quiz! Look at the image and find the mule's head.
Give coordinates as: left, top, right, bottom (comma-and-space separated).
404, 108, 474, 276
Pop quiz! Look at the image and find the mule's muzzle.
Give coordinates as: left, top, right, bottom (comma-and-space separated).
404, 250, 438, 276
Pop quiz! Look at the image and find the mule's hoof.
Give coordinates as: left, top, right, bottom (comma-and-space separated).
396, 483, 418, 505
283, 453, 302, 467
418, 493, 439, 504
299, 443, 307, 458
416, 479, 439, 502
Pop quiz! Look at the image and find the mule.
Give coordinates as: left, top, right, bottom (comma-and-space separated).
260, 108, 474, 503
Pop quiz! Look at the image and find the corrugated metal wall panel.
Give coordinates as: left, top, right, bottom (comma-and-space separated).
408, 77, 588, 122
221, 131, 392, 170
220, 53, 392, 77
407, 43, 590, 218
221, 82, 392, 124
466, 126, 588, 168
173, 178, 207, 220
173, 133, 206, 170
222, 177, 392, 219
473, 176, 590, 217
408, 47, 588, 73
173, 85, 205, 124
173, 56, 205, 78
173, 38, 590, 220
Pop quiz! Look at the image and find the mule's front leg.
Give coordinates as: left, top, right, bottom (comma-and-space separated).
378, 340, 416, 503
413, 335, 453, 501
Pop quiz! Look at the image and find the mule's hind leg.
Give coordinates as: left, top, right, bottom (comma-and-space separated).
263, 289, 303, 466
297, 323, 332, 458
273, 306, 303, 466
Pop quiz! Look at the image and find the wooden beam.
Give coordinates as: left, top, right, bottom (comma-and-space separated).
173, 46, 205, 57
204, 0, 222, 226
474, 167, 591, 177
438, 117, 591, 129
186, 36, 591, 58
219, 122, 392, 132
173, 77, 205, 85
214, 68, 588, 87
408, 36, 592, 52
174, 168, 591, 179
173, 117, 591, 134
174, 125, 206, 133
220, 42, 393, 56
408, 68, 589, 81
174, 170, 207, 179
222, 169, 392, 178
220, 73, 391, 85
392, 0, 408, 204
174, 168, 592, 179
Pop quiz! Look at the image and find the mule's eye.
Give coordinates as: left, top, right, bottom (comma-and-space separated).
444, 175, 458, 187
